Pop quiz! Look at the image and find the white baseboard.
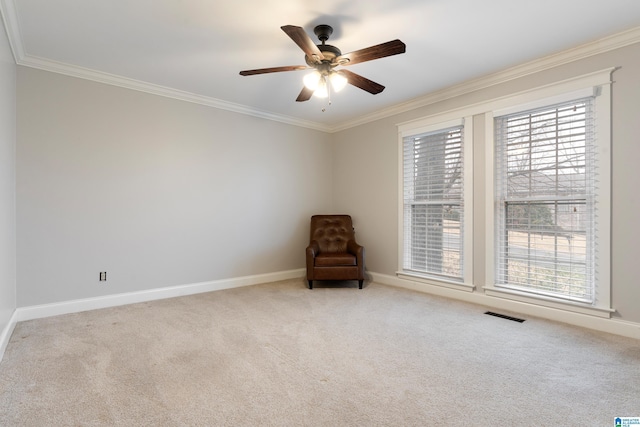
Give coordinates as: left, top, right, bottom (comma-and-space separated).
15, 269, 305, 323
6, 268, 636, 363
0, 309, 18, 362
369, 272, 640, 340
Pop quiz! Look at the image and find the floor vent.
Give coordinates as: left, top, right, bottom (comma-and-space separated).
484, 311, 525, 323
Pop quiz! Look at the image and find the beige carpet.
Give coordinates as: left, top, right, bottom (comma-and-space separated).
1, 278, 639, 426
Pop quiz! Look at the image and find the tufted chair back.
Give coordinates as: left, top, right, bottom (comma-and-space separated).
310, 215, 355, 254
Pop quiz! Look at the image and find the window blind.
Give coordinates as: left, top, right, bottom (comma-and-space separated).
403, 125, 464, 279
494, 98, 596, 303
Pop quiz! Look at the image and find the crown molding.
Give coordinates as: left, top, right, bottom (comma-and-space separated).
2, 0, 639, 134
0, 0, 23, 61
16, 54, 332, 132
328, 25, 640, 133
0, 1, 330, 131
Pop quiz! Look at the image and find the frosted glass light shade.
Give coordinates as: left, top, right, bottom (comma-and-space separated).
314, 77, 328, 98
330, 72, 347, 92
303, 71, 321, 90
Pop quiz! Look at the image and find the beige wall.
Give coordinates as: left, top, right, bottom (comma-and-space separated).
0, 15, 17, 340
17, 67, 333, 306
332, 43, 640, 324
13, 38, 640, 327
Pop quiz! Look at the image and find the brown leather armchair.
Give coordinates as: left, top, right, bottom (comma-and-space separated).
306, 215, 365, 289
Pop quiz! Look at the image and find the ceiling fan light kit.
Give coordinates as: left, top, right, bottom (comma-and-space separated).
303, 70, 347, 96
239, 24, 406, 105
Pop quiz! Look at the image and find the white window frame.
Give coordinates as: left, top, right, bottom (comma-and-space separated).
397, 115, 474, 291
484, 70, 613, 318
394, 68, 614, 317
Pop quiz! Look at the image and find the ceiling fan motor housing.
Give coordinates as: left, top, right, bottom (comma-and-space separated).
305, 25, 342, 67
305, 44, 341, 66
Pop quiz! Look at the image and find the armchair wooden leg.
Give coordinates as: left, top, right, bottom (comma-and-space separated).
358, 280, 363, 289
308, 280, 313, 289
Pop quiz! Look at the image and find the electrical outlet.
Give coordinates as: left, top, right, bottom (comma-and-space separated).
99, 272, 107, 281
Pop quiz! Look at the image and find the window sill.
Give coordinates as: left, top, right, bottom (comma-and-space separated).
483, 285, 615, 318
396, 272, 475, 292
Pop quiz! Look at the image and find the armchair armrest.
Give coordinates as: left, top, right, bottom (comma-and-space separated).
347, 239, 363, 257
306, 240, 320, 278
347, 239, 365, 279
306, 240, 320, 257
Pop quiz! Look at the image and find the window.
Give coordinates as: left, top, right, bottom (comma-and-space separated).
483, 70, 613, 316
396, 69, 611, 315
399, 118, 472, 286
494, 98, 597, 303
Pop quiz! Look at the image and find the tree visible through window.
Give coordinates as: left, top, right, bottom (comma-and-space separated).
403, 125, 464, 279
494, 98, 595, 302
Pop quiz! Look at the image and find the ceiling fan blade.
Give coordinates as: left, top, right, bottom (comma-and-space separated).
281, 25, 325, 64
239, 65, 308, 76
296, 86, 314, 102
336, 39, 406, 66
340, 70, 385, 94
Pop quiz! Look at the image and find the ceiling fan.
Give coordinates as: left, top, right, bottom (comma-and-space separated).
239, 24, 406, 102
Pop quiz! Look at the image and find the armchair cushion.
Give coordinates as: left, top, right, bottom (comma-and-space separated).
315, 253, 357, 266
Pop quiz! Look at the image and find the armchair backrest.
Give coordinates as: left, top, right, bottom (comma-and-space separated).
310, 215, 355, 254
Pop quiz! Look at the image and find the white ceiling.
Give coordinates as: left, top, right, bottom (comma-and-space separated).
2, 0, 640, 131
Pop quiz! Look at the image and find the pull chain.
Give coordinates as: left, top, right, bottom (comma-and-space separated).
322, 78, 332, 113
